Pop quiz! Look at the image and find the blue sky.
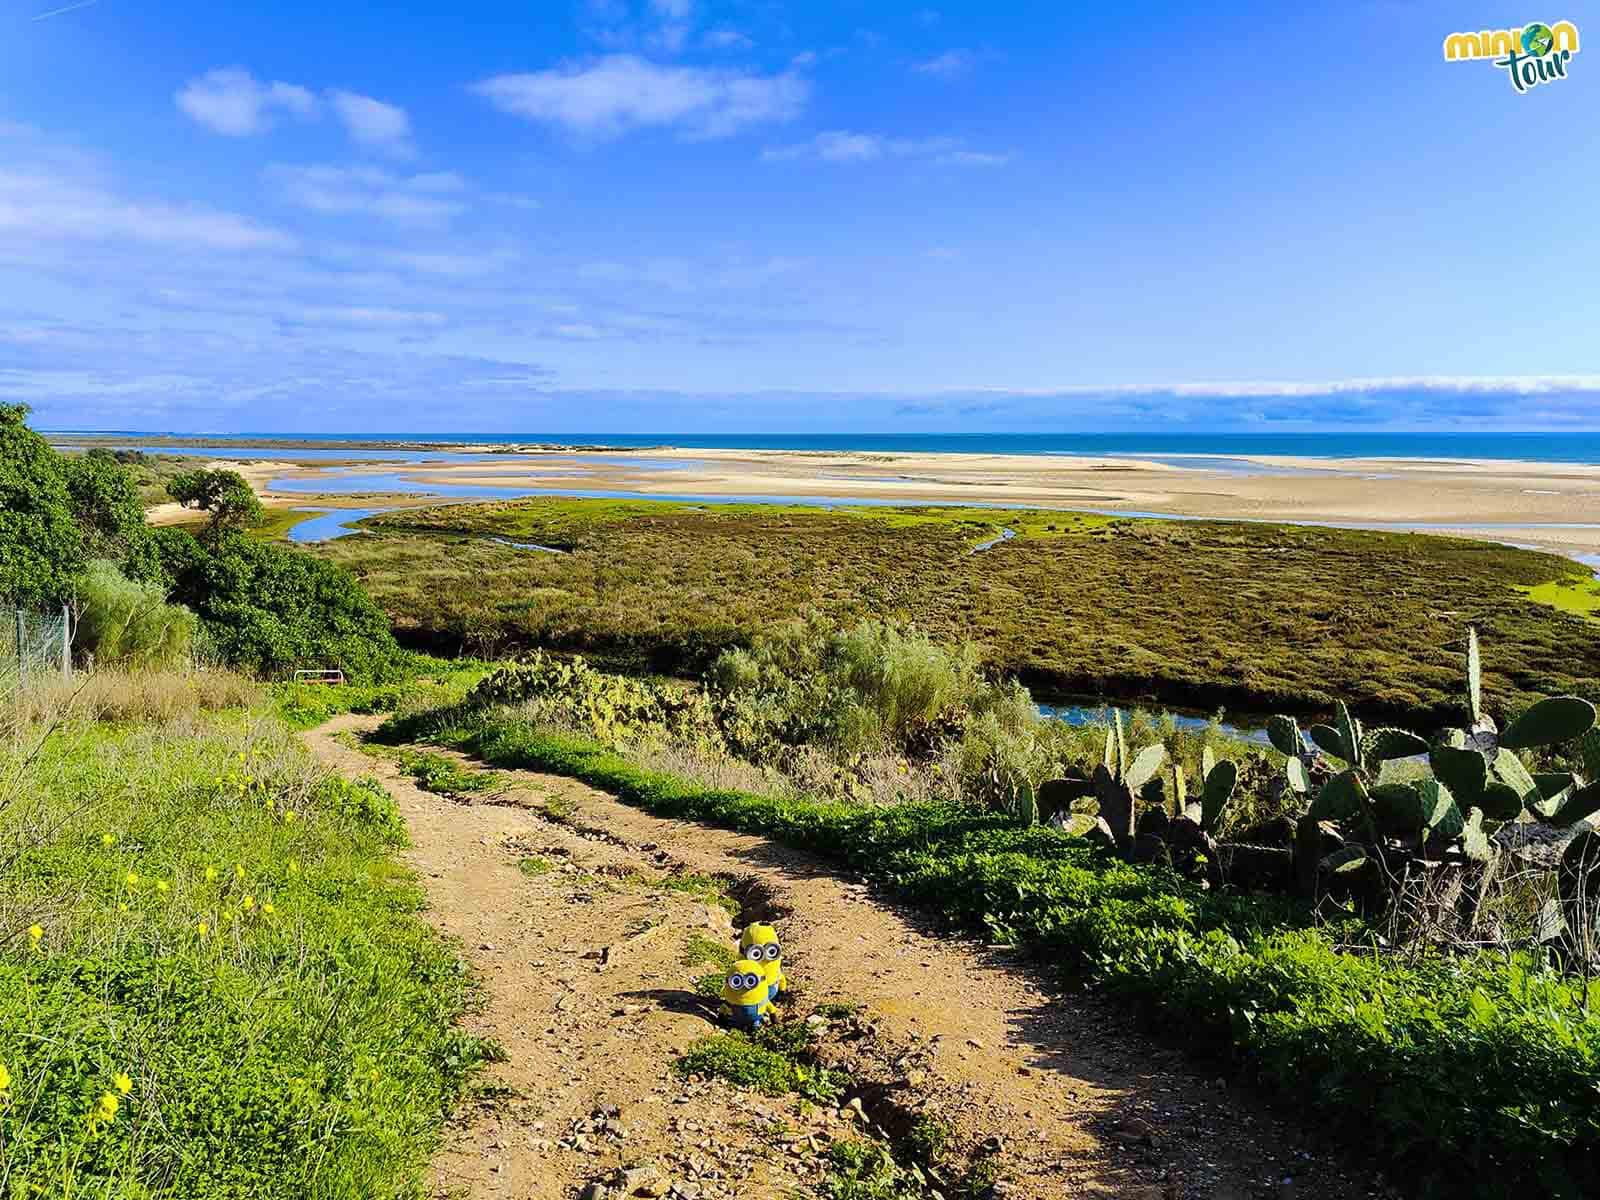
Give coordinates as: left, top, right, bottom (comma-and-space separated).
2, 0, 1597, 432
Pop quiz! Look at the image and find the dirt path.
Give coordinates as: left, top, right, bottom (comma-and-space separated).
303, 716, 1387, 1200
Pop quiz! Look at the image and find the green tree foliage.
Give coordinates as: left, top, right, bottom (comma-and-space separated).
166, 468, 264, 541
0, 410, 401, 678
61, 449, 160, 581
155, 528, 403, 680
75, 559, 198, 669
0, 404, 83, 607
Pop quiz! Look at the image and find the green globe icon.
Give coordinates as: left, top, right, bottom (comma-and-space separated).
1522, 23, 1555, 55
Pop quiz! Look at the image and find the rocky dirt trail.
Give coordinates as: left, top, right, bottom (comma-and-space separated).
303, 715, 1391, 1200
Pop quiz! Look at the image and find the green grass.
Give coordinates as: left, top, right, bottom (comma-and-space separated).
653, 871, 739, 914
272, 657, 491, 730
675, 1020, 842, 1103
251, 507, 325, 541
320, 497, 1600, 724
685, 932, 739, 997
1521, 576, 1600, 620
393, 748, 499, 798
517, 855, 554, 876
401, 707, 1600, 1199
0, 700, 495, 1197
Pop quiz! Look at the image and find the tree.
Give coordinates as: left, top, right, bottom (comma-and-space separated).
155, 527, 403, 680
0, 403, 83, 607
62, 448, 159, 581
167, 469, 264, 541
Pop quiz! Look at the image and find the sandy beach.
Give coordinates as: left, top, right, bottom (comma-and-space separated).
232, 446, 1600, 562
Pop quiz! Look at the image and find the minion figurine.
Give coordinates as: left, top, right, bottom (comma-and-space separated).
719, 959, 773, 1028
738, 922, 788, 1001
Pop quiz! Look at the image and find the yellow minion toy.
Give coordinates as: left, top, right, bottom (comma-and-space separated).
738, 922, 787, 1001
719, 959, 773, 1029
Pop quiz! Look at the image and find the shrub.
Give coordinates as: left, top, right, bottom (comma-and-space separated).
709, 616, 990, 761
157, 528, 404, 681
459, 651, 725, 753
75, 559, 198, 670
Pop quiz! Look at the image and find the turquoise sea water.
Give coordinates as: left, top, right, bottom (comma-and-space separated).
50, 431, 1600, 464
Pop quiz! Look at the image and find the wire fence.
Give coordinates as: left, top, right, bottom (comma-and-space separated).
0, 606, 72, 695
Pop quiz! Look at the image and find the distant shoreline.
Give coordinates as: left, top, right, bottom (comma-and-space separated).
44, 429, 1600, 467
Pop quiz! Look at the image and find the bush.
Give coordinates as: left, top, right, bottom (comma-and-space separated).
157, 528, 404, 681
709, 617, 990, 761
421, 710, 1600, 1199
75, 559, 198, 670
455, 651, 725, 752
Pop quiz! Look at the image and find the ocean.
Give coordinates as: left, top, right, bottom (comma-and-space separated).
51, 431, 1600, 464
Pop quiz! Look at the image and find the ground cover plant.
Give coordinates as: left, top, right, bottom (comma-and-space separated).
388, 665, 1600, 1199
0, 680, 496, 1196
322, 497, 1600, 723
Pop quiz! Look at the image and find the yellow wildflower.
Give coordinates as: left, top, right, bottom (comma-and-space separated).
101, 834, 115, 848
95, 1092, 119, 1121
241, 895, 254, 911
235, 865, 246, 880
287, 858, 300, 875
283, 810, 296, 824
113, 1072, 132, 1095
117, 903, 129, 913
125, 872, 139, 888
28, 925, 43, 944
205, 866, 218, 882
262, 901, 275, 915
0, 1062, 10, 1091
197, 920, 209, 936
155, 880, 170, 895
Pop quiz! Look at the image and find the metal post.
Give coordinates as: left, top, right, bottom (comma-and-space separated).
61, 604, 71, 681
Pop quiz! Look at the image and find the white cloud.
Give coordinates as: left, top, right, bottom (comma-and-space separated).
965, 377, 1600, 399
0, 165, 293, 251
265, 164, 467, 226
178, 69, 415, 156
472, 55, 808, 140
377, 249, 517, 278
762, 130, 1010, 166
328, 90, 414, 157
289, 305, 448, 328
175, 68, 317, 136
913, 49, 975, 77
703, 28, 754, 50
937, 149, 1010, 166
